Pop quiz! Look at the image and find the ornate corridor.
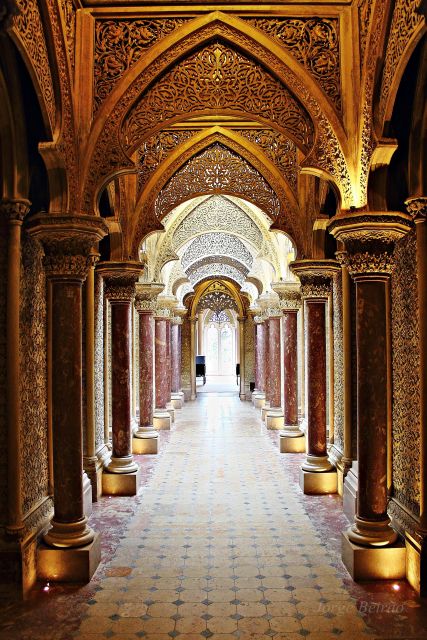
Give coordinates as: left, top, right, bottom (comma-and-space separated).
1, 0, 427, 636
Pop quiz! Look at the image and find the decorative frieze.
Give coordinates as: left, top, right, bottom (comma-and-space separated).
98, 261, 144, 302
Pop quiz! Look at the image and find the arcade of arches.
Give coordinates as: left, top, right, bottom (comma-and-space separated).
1, 0, 427, 636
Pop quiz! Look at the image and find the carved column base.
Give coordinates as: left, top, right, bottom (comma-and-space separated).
166, 403, 175, 423
106, 455, 139, 474
343, 462, 358, 522
299, 468, 337, 495
43, 517, 95, 549
347, 516, 398, 547
84, 452, 108, 502
261, 402, 271, 421
38, 533, 101, 583
171, 393, 184, 409
133, 428, 159, 455
153, 409, 171, 430
265, 408, 284, 430
102, 468, 141, 496
302, 454, 333, 473
252, 392, 265, 409
239, 392, 246, 401
334, 454, 353, 498
342, 532, 405, 581
82, 472, 92, 518
279, 431, 305, 453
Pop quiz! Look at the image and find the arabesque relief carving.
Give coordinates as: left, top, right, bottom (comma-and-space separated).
155, 143, 281, 219
122, 42, 314, 151
94, 18, 188, 111
190, 263, 246, 286
137, 130, 196, 192
181, 232, 254, 271
236, 129, 298, 190
186, 256, 250, 280
60, 0, 76, 70
245, 17, 341, 112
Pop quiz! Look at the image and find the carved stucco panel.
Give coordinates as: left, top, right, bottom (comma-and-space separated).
244, 315, 255, 393
181, 233, 254, 271
94, 273, 105, 449
391, 230, 420, 518
20, 233, 49, 516
332, 270, 344, 453
0, 224, 7, 522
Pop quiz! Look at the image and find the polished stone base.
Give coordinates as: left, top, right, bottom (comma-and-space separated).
38, 533, 101, 583
299, 468, 338, 495
405, 531, 427, 596
266, 408, 284, 430
102, 468, 141, 496
0, 537, 38, 598
342, 532, 406, 581
343, 463, 358, 522
171, 393, 184, 409
153, 410, 171, 430
261, 404, 270, 421
166, 404, 175, 423
83, 472, 92, 517
132, 433, 159, 454
253, 394, 266, 409
279, 432, 305, 453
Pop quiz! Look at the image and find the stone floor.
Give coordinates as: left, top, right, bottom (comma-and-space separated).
1, 395, 427, 640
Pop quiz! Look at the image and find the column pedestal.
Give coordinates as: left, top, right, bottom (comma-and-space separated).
153, 410, 172, 430
154, 311, 172, 429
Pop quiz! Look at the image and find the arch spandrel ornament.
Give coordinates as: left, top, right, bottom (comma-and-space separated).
180, 233, 254, 271
81, 13, 350, 215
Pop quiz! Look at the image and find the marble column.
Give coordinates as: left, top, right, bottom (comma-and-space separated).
252, 316, 266, 408
98, 261, 144, 496
1, 199, 29, 540
171, 317, 184, 409
330, 210, 412, 580
261, 317, 270, 419
153, 309, 172, 430
133, 283, 163, 454
265, 312, 284, 429
238, 316, 246, 400
405, 197, 427, 594
28, 214, 107, 581
190, 317, 197, 400
291, 260, 340, 494
272, 282, 304, 452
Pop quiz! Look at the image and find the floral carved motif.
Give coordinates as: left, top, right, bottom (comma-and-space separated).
13, 0, 56, 129
391, 230, 420, 517
186, 256, 250, 280
60, 0, 76, 70
198, 290, 238, 314
236, 129, 298, 190
0, 225, 8, 520
94, 18, 188, 111
181, 232, 254, 271
122, 43, 314, 152
137, 130, 196, 192
190, 263, 246, 287
94, 273, 105, 449
156, 143, 281, 219
379, 0, 424, 124
245, 17, 341, 112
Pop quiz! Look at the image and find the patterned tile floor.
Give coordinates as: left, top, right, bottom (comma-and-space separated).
2, 395, 427, 640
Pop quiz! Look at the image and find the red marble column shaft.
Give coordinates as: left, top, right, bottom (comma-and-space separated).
111, 301, 132, 458
155, 318, 169, 408
268, 316, 281, 408
283, 311, 298, 426
264, 320, 270, 403
138, 311, 154, 427
355, 278, 388, 521
177, 324, 182, 391
51, 278, 85, 523
255, 323, 266, 392
171, 323, 180, 393
305, 301, 327, 457
166, 319, 172, 399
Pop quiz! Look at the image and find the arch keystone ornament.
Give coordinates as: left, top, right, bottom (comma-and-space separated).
329, 211, 412, 582
27, 214, 108, 583
97, 261, 144, 496
290, 260, 340, 495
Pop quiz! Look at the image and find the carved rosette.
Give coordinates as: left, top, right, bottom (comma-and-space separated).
328, 211, 413, 279
97, 261, 144, 302
272, 281, 301, 310
0, 198, 31, 222
405, 196, 427, 223
134, 282, 164, 314
290, 260, 340, 299
27, 214, 108, 280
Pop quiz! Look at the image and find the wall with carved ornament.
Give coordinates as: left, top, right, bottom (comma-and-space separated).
244, 316, 255, 398
0, 222, 7, 525
390, 230, 420, 528
181, 317, 191, 400
332, 271, 344, 454
94, 274, 105, 450
20, 233, 49, 519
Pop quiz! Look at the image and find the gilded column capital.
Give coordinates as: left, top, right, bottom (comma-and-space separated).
134, 282, 164, 314
328, 211, 412, 278
171, 315, 183, 325
405, 196, 427, 223
290, 259, 340, 299
27, 213, 108, 280
154, 307, 172, 319
0, 198, 31, 222
97, 260, 144, 302
174, 305, 188, 319
272, 280, 302, 310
